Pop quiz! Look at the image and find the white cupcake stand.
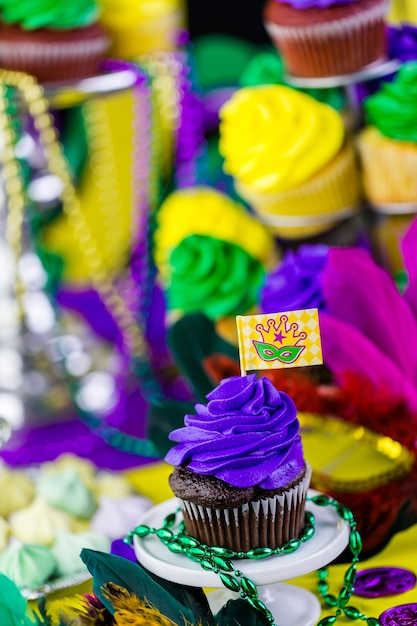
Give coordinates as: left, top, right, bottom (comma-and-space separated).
134, 492, 350, 626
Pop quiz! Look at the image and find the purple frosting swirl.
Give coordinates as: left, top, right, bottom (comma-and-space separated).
165, 375, 304, 489
260, 244, 329, 314
277, 0, 357, 8
388, 25, 417, 63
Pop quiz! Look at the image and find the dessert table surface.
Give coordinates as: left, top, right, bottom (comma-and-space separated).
43, 461, 417, 623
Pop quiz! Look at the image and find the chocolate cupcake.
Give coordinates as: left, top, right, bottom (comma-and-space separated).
0, 0, 110, 83
165, 375, 311, 552
263, 0, 388, 79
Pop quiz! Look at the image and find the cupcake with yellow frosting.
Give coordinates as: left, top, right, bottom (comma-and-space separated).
97, 0, 185, 59
358, 61, 417, 206
0, 0, 110, 83
219, 84, 362, 240
155, 186, 276, 344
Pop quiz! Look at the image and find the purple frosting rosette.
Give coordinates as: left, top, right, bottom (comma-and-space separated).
260, 245, 329, 315
388, 24, 417, 62
165, 374, 304, 490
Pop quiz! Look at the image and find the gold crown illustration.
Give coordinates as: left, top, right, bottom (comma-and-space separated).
255, 315, 307, 349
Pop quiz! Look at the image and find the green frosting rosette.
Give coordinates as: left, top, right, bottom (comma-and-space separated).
364, 61, 417, 142
0, 0, 98, 29
167, 234, 265, 320
240, 49, 346, 112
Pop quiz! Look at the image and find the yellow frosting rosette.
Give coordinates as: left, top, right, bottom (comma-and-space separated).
97, 0, 186, 58
219, 85, 362, 239
154, 186, 276, 280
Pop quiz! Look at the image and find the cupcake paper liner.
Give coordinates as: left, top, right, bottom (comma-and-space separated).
265, 1, 388, 78
0, 34, 109, 83
178, 463, 312, 552
358, 127, 417, 204
236, 141, 362, 240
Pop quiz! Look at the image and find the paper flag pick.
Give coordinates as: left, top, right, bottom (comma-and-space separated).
236, 309, 323, 375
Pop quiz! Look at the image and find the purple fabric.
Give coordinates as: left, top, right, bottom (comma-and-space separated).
276, 0, 357, 7
0, 385, 158, 469
260, 245, 328, 314
57, 288, 124, 349
57, 283, 168, 350
165, 375, 304, 489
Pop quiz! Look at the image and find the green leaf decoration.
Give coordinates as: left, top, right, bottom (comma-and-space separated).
215, 598, 266, 626
253, 341, 304, 364
144, 567, 216, 626
0, 574, 34, 626
167, 312, 239, 402
80, 549, 215, 626
148, 396, 196, 456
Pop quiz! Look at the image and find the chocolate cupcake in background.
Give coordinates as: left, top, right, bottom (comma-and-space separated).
165, 374, 311, 552
263, 0, 388, 79
0, 0, 110, 83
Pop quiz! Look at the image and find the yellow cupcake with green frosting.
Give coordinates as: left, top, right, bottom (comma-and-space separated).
155, 187, 277, 327
358, 62, 417, 206
218, 85, 362, 239
0, 0, 98, 29
155, 186, 275, 278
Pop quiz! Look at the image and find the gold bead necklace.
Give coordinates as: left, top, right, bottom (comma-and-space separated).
0, 69, 150, 363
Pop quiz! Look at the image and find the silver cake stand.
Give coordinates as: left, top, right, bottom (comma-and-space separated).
133, 491, 350, 626
42, 68, 141, 109
285, 58, 400, 130
284, 58, 400, 89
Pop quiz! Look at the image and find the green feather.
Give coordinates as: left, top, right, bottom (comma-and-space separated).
81, 549, 215, 626
215, 598, 266, 626
0, 574, 33, 626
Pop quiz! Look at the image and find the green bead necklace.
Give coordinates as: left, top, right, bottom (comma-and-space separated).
310, 494, 379, 626
126, 494, 380, 626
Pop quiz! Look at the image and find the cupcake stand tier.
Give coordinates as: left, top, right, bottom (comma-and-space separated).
285, 58, 400, 130
43, 68, 141, 109
284, 58, 399, 89
133, 492, 350, 626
